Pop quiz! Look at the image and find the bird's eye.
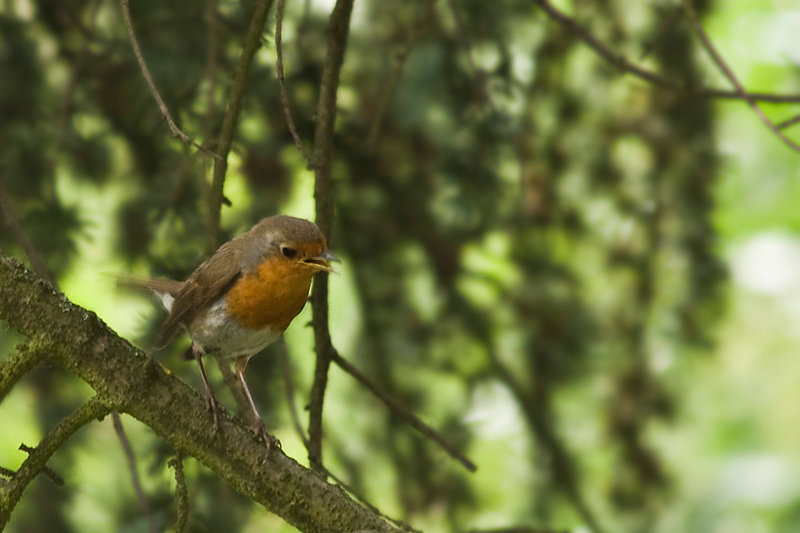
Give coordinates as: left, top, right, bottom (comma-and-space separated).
281, 246, 297, 258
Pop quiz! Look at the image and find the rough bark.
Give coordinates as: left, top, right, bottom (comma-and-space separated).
0, 253, 399, 533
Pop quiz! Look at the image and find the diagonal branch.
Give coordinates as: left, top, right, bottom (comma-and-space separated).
205, 0, 276, 254
0, 254, 403, 533
119, 0, 220, 160
532, 0, 800, 104
331, 351, 477, 472
276, 0, 312, 166
307, 0, 355, 473
680, 0, 800, 153
111, 412, 158, 533
0, 395, 113, 529
0, 341, 49, 404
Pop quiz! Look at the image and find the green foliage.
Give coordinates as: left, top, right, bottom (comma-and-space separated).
2, 0, 799, 532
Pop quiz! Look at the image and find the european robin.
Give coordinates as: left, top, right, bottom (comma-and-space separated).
121, 215, 339, 445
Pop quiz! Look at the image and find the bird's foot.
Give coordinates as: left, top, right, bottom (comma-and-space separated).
251, 418, 280, 452
204, 389, 221, 434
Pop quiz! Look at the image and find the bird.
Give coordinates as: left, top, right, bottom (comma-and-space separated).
120, 215, 339, 446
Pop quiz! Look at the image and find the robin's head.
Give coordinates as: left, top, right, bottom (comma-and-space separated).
251, 215, 340, 275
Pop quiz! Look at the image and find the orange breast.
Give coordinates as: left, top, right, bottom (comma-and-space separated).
224, 256, 314, 331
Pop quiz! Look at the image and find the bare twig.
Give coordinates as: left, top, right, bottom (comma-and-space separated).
119, 0, 220, 159
168, 453, 189, 533
276, 0, 312, 166
111, 412, 157, 533
205, 0, 275, 254
199, 0, 220, 205
0, 342, 50, 404
280, 342, 310, 449
331, 351, 477, 472
532, 0, 800, 104
365, 1, 430, 151
307, 0, 355, 473
0, 396, 112, 529
17, 444, 64, 486
681, 0, 800, 152
296, 0, 313, 47
776, 114, 800, 130
0, 175, 56, 286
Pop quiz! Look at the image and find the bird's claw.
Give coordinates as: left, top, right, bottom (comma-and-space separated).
204, 390, 221, 434
252, 419, 280, 452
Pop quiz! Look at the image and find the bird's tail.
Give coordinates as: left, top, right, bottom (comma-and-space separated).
116, 276, 183, 312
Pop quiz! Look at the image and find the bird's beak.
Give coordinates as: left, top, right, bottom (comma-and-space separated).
305, 249, 341, 274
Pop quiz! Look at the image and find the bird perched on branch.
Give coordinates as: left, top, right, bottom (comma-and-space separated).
120, 215, 339, 446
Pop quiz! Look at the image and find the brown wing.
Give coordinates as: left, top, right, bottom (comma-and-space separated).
152, 240, 244, 349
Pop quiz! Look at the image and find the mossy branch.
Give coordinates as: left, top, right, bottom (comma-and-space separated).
0, 253, 401, 533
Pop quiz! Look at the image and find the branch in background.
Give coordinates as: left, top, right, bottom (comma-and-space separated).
0, 175, 56, 286
111, 413, 157, 533
205, 0, 276, 255
0, 254, 404, 533
168, 453, 189, 533
1, 171, 156, 532
0, 395, 113, 529
639, 6, 682, 60
199, 0, 220, 205
488, 350, 603, 533
119, 0, 220, 160
364, 1, 430, 152
307, 0, 355, 473
680, 0, 800, 153
332, 351, 477, 472
532, 0, 800, 104
276, 0, 312, 166
281, 342, 310, 449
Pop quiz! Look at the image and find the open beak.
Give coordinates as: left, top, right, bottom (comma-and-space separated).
304, 249, 341, 274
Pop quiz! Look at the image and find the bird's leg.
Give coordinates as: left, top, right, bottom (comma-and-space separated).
235, 356, 280, 451
193, 343, 220, 433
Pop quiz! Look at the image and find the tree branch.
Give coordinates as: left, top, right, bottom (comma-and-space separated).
331, 351, 476, 472
119, 0, 220, 159
205, 0, 276, 255
0, 254, 403, 533
111, 412, 157, 533
680, 0, 800, 152
532, 0, 800, 104
307, 0, 355, 472
168, 452, 189, 533
0, 341, 49, 403
0, 395, 113, 530
276, 0, 312, 166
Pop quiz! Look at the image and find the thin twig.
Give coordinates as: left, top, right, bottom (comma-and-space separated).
0, 396, 112, 529
17, 444, 64, 486
111, 412, 158, 533
119, 0, 220, 160
205, 0, 275, 254
296, 0, 312, 47
0, 342, 50, 404
681, 0, 800, 152
776, 114, 800, 130
168, 453, 189, 533
200, 0, 220, 205
332, 351, 477, 472
0, 174, 56, 286
280, 342, 310, 449
365, 1, 430, 151
532, 0, 800, 104
307, 0, 355, 473
276, 0, 312, 166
